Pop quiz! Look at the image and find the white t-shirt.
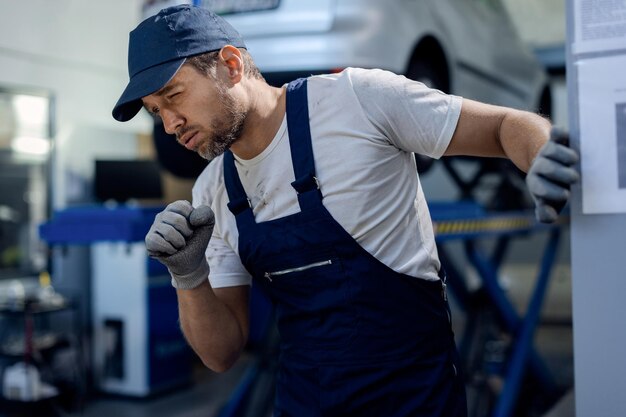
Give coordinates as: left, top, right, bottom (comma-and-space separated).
192, 68, 462, 288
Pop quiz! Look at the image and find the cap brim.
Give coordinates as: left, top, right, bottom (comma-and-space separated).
112, 58, 185, 122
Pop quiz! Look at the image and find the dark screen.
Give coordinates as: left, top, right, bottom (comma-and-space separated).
94, 160, 163, 203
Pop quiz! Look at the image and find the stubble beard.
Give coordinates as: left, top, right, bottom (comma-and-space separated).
197, 87, 246, 160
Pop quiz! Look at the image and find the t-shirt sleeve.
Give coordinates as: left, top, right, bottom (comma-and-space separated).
349, 68, 462, 159
205, 229, 252, 288
192, 164, 252, 289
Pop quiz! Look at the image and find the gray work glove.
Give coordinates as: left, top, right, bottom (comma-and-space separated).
145, 200, 215, 289
526, 130, 580, 223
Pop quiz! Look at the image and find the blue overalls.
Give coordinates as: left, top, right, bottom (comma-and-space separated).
223, 79, 467, 417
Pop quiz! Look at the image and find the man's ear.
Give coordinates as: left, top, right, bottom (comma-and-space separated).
218, 45, 244, 83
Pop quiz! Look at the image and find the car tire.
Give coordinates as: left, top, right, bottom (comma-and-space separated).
406, 59, 448, 92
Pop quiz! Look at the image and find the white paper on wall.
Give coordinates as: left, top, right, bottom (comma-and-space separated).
578, 54, 626, 213
573, 0, 626, 54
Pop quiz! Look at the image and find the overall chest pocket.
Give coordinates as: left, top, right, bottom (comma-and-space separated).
258, 249, 357, 348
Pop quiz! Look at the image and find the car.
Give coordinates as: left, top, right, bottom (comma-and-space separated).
201, 0, 551, 118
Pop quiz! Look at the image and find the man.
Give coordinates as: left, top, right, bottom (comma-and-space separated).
112, 5, 578, 416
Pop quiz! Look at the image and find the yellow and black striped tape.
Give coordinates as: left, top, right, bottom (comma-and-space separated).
433, 216, 535, 236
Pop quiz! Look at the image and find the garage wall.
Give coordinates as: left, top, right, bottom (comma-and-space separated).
0, 0, 153, 208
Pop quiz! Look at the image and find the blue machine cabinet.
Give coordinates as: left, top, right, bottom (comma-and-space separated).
40, 206, 192, 397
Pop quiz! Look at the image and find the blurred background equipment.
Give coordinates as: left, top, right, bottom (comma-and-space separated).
0, 87, 51, 283
0, 273, 84, 415
40, 203, 194, 399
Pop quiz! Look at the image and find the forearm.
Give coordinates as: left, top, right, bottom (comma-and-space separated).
498, 110, 552, 173
177, 281, 248, 372
446, 99, 552, 170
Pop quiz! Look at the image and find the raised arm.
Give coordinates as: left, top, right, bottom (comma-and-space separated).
445, 98, 579, 222
444, 98, 550, 171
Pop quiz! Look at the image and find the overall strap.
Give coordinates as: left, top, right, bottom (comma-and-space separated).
286, 78, 323, 211
223, 150, 256, 227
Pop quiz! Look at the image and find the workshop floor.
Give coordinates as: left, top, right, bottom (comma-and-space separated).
67, 263, 575, 417
76, 359, 253, 417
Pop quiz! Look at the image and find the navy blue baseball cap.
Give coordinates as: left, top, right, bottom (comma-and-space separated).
112, 4, 246, 122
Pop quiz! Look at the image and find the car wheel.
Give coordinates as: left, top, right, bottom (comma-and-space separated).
407, 59, 448, 92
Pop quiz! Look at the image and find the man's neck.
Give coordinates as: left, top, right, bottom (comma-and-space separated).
230, 80, 286, 160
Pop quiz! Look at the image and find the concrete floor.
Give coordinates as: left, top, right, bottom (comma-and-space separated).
78, 361, 252, 417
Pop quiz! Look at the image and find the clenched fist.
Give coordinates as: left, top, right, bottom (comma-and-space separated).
145, 200, 215, 289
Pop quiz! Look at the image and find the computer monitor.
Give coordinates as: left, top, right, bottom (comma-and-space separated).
94, 159, 163, 203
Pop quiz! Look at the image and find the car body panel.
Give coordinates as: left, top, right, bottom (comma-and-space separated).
208, 0, 548, 111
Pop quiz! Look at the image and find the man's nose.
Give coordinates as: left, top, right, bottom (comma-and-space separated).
161, 109, 183, 135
